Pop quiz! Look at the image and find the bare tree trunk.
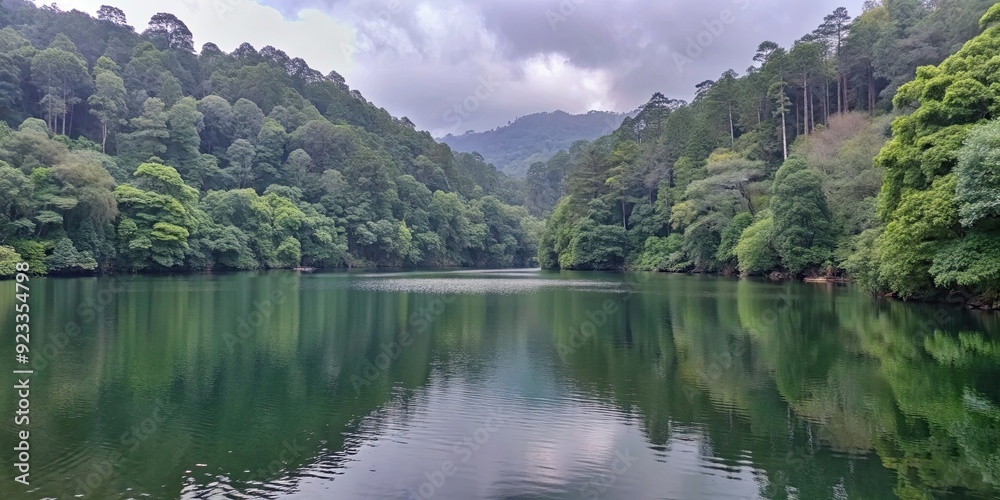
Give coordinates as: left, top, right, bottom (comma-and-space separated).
781, 110, 788, 160
843, 73, 849, 113
61, 89, 67, 135
728, 103, 735, 148
803, 74, 809, 136
867, 63, 876, 115
810, 86, 816, 132
101, 122, 108, 153
836, 72, 842, 114
823, 75, 829, 125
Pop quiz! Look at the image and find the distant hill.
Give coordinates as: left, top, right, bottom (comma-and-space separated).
439, 110, 630, 177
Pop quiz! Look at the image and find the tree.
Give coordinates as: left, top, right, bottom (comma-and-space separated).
604, 140, 640, 229
843, 7, 890, 114
865, 7, 1000, 300
769, 81, 792, 160
97, 5, 128, 27
113, 163, 199, 270
197, 95, 233, 154
226, 139, 256, 189
817, 7, 853, 113
0, 53, 21, 120
770, 158, 834, 274
712, 69, 740, 146
88, 58, 127, 153
955, 119, 1000, 228
143, 13, 194, 52
252, 118, 287, 189
166, 96, 204, 165
290, 119, 358, 170
717, 211, 754, 266
122, 97, 169, 162
735, 214, 779, 275
0, 245, 21, 276
789, 41, 826, 135
31, 38, 90, 134
231, 98, 264, 141
753, 41, 780, 66
0, 163, 34, 243
158, 74, 182, 107
46, 237, 97, 273
282, 148, 312, 189
877, 175, 959, 298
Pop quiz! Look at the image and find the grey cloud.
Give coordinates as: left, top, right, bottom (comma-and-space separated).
259, 0, 867, 136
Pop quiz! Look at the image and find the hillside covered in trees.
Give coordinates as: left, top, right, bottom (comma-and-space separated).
439, 110, 629, 178
0, 0, 542, 275
535, 0, 1000, 308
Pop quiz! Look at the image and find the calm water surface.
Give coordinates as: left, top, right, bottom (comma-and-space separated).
1, 269, 999, 499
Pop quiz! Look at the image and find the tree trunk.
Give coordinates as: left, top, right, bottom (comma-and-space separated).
728, 103, 735, 148
780, 110, 788, 160
843, 73, 849, 113
836, 72, 842, 114
61, 89, 68, 136
810, 85, 816, 132
101, 122, 108, 153
803, 74, 809, 136
823, 77, 829, 125
867, 63, 876, 115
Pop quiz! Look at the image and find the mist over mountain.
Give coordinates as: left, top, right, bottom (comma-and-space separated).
439, 110, 631, 177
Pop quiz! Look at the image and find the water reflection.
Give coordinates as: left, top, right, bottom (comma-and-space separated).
0, 270, 997, 499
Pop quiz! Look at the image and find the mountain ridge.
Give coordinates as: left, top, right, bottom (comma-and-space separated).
439, 109, 632, 177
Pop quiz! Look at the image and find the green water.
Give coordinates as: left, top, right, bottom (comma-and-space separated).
1, 270, 999, 499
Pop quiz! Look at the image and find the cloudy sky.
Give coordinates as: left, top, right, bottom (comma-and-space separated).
54, 0, 866, 136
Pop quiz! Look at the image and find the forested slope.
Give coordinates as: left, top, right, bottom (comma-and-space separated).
534, 0, 1000, 307
439, 110, 629, 178
0, 1, 540, 276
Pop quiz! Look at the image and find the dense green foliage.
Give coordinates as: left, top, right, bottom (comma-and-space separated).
851, 2, 1000, 304
0, 1, 540, 275
535, 0, 1000, 306
440, 110, 628, 178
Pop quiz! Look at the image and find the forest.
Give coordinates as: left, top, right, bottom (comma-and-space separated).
1, 0, 999, 308
536, 0, 1000, 307
0, 0, 540, 275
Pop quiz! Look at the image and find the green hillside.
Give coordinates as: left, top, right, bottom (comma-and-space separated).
439, 110, 629, 177
0, 1, 540, 275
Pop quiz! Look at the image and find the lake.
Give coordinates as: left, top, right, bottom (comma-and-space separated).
1, 269, 999, 499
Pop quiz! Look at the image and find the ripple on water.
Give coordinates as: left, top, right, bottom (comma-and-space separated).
349, 277, 628, 295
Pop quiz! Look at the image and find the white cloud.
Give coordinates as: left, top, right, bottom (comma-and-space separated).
52, 0, 358, 76
48, 0, 870, 136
